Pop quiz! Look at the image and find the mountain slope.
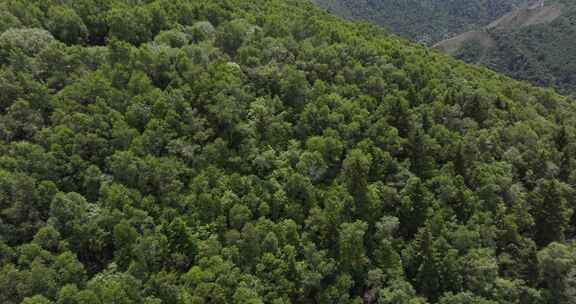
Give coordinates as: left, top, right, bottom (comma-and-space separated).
1, 0, 576, 303
435, 0, 576, 96
313, 0, 527, 43
486, 1, 562, 29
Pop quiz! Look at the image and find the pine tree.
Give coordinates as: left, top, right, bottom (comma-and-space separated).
531, 179, 573, 247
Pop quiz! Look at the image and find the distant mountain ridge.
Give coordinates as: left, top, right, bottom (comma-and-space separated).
486, 1, 561, 30
435, 0, 576, 96
312, 0, 528, 44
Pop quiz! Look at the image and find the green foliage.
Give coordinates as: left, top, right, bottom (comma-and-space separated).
538, 242, 576, 303
456, 39, 485, 63
0, 28, 54, 63
46, 6, 88, 45
107, 6, 154, 45
21, 295, 53, 304
531, 179, 573, 246
0, 0, 575, 303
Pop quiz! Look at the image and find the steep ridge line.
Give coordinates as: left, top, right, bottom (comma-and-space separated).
434, 2, 563, 54
487, 3, 562, 30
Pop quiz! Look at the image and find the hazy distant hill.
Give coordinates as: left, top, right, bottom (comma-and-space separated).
436, 0, 576, 96
313, 0, 527, 43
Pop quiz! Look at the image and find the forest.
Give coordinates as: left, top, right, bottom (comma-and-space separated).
1, 0, 576, 303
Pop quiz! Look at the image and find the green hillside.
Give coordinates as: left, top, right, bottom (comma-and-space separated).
313, 0, 527, 43
2, 0, 576, 303
436, 0, 576, 96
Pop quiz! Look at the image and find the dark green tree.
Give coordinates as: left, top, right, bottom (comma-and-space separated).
530, 179, 573, 247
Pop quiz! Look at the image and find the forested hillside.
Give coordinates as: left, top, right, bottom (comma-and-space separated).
436, 0, 576, 97
2, 0, 576, 303
313, 0, 527, 43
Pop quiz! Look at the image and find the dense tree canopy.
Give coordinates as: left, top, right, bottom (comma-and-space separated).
1, 0, 576, 303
